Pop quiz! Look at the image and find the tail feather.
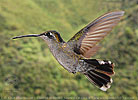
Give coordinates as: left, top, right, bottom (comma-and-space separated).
83, 59, 115, 91
84, 59, 114, 75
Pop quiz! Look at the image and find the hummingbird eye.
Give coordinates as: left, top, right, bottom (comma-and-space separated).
46, 32, 53, 39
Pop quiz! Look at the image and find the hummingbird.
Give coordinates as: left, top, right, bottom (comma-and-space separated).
12, 11, 124, 91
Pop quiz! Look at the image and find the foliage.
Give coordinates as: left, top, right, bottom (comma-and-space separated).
0, 0, 137, 99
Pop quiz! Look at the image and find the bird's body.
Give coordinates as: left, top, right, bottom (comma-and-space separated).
46, 40, 81, 73
41, 31, 85, 73
12, 11, 124, 91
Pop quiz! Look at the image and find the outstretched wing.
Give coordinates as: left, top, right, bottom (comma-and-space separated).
67, 11, 124, 58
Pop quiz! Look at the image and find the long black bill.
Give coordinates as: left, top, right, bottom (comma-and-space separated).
12, 34, 42, 39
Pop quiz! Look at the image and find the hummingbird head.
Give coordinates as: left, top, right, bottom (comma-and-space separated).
12, 30, 65, 43
40, 30, 64, 43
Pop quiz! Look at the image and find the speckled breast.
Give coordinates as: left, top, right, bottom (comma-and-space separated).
50, 44, 80, 73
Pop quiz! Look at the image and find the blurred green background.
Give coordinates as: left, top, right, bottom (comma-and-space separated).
0, 0, 138, 99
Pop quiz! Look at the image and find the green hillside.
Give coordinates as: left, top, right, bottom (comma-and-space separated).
0, 0, 138, 99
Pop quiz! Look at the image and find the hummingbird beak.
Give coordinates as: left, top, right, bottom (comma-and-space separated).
12, 34, 43, 39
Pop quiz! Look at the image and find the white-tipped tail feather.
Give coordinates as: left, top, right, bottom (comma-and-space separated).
100, 85, 110, 91
83, 59, 115, 91
100, 79, 112, 91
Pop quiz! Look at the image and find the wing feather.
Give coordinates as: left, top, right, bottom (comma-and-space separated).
67, 11, 124, 58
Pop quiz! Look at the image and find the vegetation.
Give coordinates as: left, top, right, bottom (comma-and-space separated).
0, 0, 137, 99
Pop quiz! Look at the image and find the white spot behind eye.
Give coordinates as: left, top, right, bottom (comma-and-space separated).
49, 32, 53, 36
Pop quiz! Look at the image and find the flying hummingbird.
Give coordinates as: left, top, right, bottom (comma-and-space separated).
12, 11, 124, 91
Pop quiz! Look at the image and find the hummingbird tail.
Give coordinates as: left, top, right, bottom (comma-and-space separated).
83, 59, 115, 91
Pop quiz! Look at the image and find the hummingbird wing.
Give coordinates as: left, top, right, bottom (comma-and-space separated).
67, 11, 124, 58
